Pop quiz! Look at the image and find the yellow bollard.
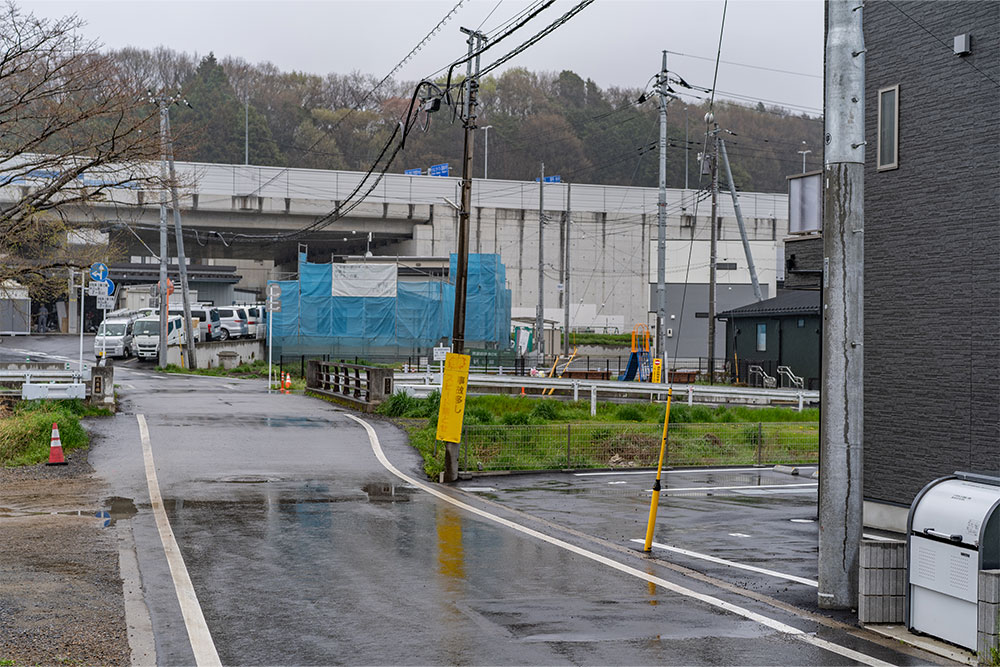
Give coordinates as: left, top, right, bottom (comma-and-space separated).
643, 387, 673, 552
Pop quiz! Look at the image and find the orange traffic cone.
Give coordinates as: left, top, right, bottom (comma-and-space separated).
284, 372, 293, 394
46, 422, 67, 466
279, 372, 286, 394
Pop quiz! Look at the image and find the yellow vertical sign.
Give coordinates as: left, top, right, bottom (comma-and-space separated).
651, 358, 662, 384
436, 352, 471, 443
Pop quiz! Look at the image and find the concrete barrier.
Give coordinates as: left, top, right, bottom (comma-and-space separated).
165, 339, 264, 369
859, 538, 906, 624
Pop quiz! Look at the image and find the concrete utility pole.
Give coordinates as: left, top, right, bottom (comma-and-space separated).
718, 138, 763, 301
563, 183, 571, 357
165, 110, 198, 370
707, 128, 719, 383
536, 162, 545, 366
818, 0, 865, 611
451, 27, 485, 356
157, 102, 169, 368
655, 50, 669, 374
446, 26, 485, 484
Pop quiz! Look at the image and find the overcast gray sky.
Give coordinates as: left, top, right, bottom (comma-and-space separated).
23, 0, 824, 114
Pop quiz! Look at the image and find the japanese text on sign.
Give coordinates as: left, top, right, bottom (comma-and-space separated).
435, 352, 470, 443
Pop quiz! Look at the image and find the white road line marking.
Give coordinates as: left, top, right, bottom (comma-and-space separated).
137, 414, 221, 667
728, 533, 751, 538
125, 384, 136, 390
575, 467, 769, 477
631, 539, 819, 588
658, 483, 817, 493
346, 414, 892, 667
791, 519, 815, 523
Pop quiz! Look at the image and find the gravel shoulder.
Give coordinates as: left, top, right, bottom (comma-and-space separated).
0, 440, 131, 666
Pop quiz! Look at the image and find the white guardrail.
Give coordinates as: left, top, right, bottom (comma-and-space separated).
0, 369, 88, 399
394, 372, 818, 413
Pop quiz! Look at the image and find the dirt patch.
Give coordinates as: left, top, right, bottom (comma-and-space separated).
0, 451, 130, 666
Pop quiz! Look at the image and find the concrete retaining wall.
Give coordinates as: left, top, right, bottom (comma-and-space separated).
859, 539, 906, 624
165, 339, 265, 369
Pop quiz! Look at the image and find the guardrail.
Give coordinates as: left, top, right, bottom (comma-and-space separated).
459, 421, 820, 474
394, 373, 819, 412
306, 360, 394, 413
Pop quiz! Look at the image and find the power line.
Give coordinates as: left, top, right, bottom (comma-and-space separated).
665, 49, 822, 80
884, 0, 999, 88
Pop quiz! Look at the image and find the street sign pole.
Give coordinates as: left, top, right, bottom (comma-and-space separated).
78, 275, 85, 372
268, 305, 273, 394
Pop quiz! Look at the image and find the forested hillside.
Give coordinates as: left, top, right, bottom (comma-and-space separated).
112, 47, 823, 192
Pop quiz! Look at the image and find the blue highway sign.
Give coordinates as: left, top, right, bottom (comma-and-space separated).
428, 163, 450, 177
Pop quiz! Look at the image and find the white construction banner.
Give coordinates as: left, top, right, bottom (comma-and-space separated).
332, 263, 397, 298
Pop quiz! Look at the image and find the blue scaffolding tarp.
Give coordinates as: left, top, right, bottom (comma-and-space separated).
270, 252, 511, 355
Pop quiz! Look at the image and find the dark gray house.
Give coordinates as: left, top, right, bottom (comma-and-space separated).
719, 290, 821, 390
862, 2, 999, 527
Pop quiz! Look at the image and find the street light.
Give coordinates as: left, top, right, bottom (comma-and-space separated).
797, 142, 811, 173
480, 125, 493, 179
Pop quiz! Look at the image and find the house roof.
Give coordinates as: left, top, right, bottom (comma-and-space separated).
717, 289, 820, 319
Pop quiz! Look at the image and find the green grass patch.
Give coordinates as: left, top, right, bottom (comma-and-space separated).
562, 332, 633, 347
0, 399, 110, 467
376, 392, 818, 477
161, 360, 269, 378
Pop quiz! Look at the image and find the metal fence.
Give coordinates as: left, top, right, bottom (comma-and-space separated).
459, 422, 819, 473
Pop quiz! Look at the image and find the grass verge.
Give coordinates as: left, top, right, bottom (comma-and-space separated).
0, 399, 111, 467
376, 393, 818, 477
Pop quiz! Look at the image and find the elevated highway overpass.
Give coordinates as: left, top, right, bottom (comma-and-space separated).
4, 160, 790, 357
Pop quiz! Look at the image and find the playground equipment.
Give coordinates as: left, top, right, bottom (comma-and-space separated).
543, 347, 579, 396
618, 324, 653, 382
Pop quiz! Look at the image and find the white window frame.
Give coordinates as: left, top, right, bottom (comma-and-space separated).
756, 323, 767, 352
877, 84, 899, 171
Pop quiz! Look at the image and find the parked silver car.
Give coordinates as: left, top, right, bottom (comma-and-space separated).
215, 306, 249, 340
167, 306, 221, 342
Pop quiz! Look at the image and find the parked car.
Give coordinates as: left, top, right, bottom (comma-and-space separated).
132, 314, 186, 360
166, 306, 219, 342
93, 316, 138, 359
242, 305, 264, 338
215, 307, 249, 340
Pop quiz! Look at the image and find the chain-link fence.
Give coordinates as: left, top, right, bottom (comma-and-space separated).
460, 422, 819, 473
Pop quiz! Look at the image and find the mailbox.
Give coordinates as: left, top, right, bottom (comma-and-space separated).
907, 472, 1000, 650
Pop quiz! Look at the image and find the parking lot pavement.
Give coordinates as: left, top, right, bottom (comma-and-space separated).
455, 467, 831, 611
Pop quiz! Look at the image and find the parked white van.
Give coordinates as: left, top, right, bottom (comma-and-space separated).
93, 309, 148, 359
132, 314, 186, 361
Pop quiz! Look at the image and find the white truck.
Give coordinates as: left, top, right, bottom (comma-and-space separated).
131, 314, 186, 361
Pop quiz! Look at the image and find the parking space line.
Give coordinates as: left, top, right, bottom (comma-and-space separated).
347, 414, 891, 667
575, 467, 768, 477
137, 414, 221, 667
630, 539, 819, 587
660, 483, 817, 494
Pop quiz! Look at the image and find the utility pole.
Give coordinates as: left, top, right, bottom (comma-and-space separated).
818, 0, 865, 611
655, 51, 669, 374
481, 125, 492, 179
719, 137, 763, 301
707, 127, 719, 384
446, 26, 484, 484
535, 162, 545, 366
451, 27, 485, 356
157, 101, 169, 368
164, 108, 198, 369
563, 183, 571, 357
245, 98, 249, 165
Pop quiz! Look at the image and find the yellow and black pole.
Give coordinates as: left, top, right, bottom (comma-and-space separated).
643, 387, 673, 552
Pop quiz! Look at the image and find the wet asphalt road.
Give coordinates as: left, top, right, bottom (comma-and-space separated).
5, 336, 943, 666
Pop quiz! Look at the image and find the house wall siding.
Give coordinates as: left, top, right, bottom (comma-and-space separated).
863, 2, 1000, 505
